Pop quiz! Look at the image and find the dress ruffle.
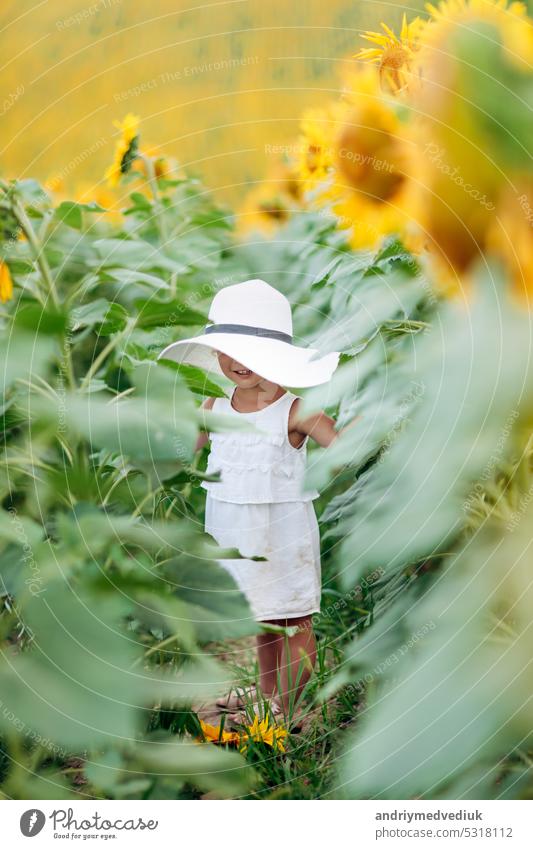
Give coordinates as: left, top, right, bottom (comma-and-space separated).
210, 431, 286, 447
203, 391, 317, 502
209, 459, 296, 477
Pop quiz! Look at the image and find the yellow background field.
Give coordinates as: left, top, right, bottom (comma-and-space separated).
1, 0, 421, 202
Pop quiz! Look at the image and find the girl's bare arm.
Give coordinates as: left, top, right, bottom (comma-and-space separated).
195, 397, 215, 452
289, 398, 360, 448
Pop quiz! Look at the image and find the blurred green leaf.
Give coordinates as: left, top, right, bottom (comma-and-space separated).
163, 557, 260, 641
336, 267, 533, 587
12, 302, 68, 336
454, 23, 533, 169
84, 749, 124, 793
128, 192, 152, 212
0, 331, 55, 390
134, 298, 207, 329
338, 510, 533, 798
103, 268, 168, 291
13, 178, 50, 207
35, 390, 196, 462
133, 735, 255, 797
92, 239, 186, 274
158, 360, 226, 398
55, 202, 82, 230
71, 298, 129, 335
0, 582, 145, 747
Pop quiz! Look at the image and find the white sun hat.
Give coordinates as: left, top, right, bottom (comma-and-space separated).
158, 278, 340, 388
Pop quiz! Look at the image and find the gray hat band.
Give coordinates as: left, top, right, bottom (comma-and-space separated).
204, 323, 293, 344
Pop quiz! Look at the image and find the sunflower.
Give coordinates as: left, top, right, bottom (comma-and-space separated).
239, 715, 288, 753
237, 183, 292, 236
354, 14, 427, 94
131, 143, 176, 182
334, 70, 411, 204
404, 0, 533, 288
332, 189, 414, 251
75, 182, 114, 209
237, 156, 304, 236
273, 158, 304, 203
292, 68, 419, 252
335, 68, 419, 249
44, 175, 66, 196
0, 260, 13, 303
104, 113, 141, 188
295, 105, 338, 193
198, 719, 241, 745
73, 182, 123, 225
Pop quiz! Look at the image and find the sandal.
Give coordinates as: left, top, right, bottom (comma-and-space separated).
228, 697, 283, 727
215, 685, 257, 711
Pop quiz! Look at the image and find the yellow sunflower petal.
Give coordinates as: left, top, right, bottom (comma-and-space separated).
360, 32, 390, 45
380, 22, 399, 41
354, 48, 382, 59
104, 115, 140, 187
0, 261, 14, 303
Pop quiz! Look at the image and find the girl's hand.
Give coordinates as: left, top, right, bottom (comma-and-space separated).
289, 398, 361, 448
195, 397, 215, 452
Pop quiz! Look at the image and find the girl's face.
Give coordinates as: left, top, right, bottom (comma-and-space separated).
216, 351, 262, 387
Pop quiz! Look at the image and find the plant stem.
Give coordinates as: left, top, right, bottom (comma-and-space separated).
138, 154, 177, 297
143, 633, 180, 659
79, 319, 134, 391
12, 198, 60, 308
131, 490, 155, 517
139, 153, 168, 245
101, 470, 132, 507
128, 635, 179, 670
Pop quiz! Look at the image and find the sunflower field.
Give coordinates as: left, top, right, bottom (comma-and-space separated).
1, 0, 533, 801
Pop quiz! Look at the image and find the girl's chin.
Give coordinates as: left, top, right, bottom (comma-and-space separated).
233, 375, 259, 386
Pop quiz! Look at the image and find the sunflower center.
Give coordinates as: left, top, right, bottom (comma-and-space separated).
335, 122, 407, 202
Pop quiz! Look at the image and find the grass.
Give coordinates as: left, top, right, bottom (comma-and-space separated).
183, 581, 369, 800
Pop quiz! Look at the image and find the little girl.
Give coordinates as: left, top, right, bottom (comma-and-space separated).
159, 279, 348, 724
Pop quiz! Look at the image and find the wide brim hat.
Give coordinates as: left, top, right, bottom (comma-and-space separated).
158, 279, 340, 388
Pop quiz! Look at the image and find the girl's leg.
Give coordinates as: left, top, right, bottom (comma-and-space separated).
256, 629, 284, 698
228, 618, 316, 725
268, 616, 317, 712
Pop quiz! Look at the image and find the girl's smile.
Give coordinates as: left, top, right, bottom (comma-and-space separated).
216, 351, 260, 385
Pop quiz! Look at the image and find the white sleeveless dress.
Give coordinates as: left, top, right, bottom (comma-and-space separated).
201, 387, 322, 622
